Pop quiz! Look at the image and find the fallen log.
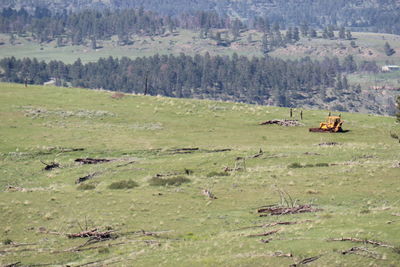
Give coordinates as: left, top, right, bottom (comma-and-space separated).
205, 148, 232, 153
59, 147, 84, 152
164, 148, 199, 154
5, 186, 30, 192
75, 158, 111, 164
341, 247, 381, 259
247, 229, 279, 238
318, 142, 340, 146
202, 189, 217, 199
236, 220, 312, 231
67, 229, 114, 239
40, 160, 60, 171
249, 149, 263, 159
328, 237, 394, 248
290, 255, 321, 266
75, 172, 98, 184
258, 205, 321, 216
3, 262, 21, 267
274, 251, 293, 257
116, 161, 136, 167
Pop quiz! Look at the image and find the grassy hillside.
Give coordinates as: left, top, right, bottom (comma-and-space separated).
0, 82, 399, 266
1, 30, 399, 65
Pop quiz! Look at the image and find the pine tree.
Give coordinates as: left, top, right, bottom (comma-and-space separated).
9, 33, 15, 45
247, 33, 252, 43
335, 73, 343, 90
343, 55, 357, 73
397, 96, 400, 122
384, 42, 396, 56
91, 36, 97, 50
231, 19, 241, 41
300, 22, 308, 37
339, 27, 345, 39
309, 28, 317, 38
56, 36, 63, 47
293, 27, 300, 41
285, 27, 293, 43
342, 75, 348, 89
346, 30, 352, 40
261, 33, 269, 55
322, 27, 328, 39
327, 25, 335, 39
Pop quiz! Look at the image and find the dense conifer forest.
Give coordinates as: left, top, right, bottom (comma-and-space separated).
0, 54, 362, 108
2, 0, 399, 34
0, 6, 351, 51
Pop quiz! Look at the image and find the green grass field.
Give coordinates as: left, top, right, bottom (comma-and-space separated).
0, 82, 399, 266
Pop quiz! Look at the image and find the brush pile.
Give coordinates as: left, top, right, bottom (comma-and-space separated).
258, 204, 321, 216
259, 119, 303, 127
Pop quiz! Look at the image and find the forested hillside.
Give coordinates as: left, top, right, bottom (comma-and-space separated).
2, 0, 400, 34
2, 54, 394, 115
0, 3, 398, 115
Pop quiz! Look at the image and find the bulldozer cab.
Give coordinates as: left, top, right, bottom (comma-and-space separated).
319, 115, 343, 132
310, 114, 344, 133
327, 116, 341, 126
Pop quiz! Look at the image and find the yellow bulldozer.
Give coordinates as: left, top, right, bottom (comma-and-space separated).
309, 114, 344, 133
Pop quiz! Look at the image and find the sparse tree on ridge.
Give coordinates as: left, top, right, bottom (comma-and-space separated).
397, 96, 400, 122
339, 26, 345, 39
384, 42, 396, 56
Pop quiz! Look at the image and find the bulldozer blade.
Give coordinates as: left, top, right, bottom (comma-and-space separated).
309, 128, 328, 132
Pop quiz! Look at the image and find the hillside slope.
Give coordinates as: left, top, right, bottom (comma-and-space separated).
0, 83, 399, 266
2, 0, 399, 34
1, 30, 400, 116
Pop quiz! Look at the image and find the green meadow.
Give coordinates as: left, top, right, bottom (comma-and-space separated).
0, 83, 399, 266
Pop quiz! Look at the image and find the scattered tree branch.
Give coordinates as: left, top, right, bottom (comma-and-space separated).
236, 220, 312, 231
258, 205, 321, 216
290, 255, 321, 266
247, 229, 279, 238
327, 237, 394, 248
341, 247, 382, 259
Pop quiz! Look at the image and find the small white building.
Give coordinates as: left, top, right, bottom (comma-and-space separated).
43, 78, 56, 86
381, 65, 400, 72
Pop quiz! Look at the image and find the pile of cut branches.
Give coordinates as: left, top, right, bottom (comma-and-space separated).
258, 188, 321, 216
67, 228, 115, 239
259, 119, 304, 127
258, 204, 321, 216
75, 158, 112, 164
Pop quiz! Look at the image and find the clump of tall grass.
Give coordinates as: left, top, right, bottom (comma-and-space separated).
77, 183, 96, 190
288, 162, 330, 168
315, 163, 329, 167
149, 176, 191, 186
288, 162, 303, 168
108, 180, 139, 189
207, 171, 229, 177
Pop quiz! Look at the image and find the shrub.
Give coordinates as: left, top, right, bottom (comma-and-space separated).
108, 180, 139, 189
288, 162, 303, 168
315, 163, 329, 167
184, 168, 194, 175
207, 171, 230, 177
149, 176, 191, 186
3, 238, 12, 245
305, 163, 315, 168
98, 247, 110, 254
77, 183, 96, 190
